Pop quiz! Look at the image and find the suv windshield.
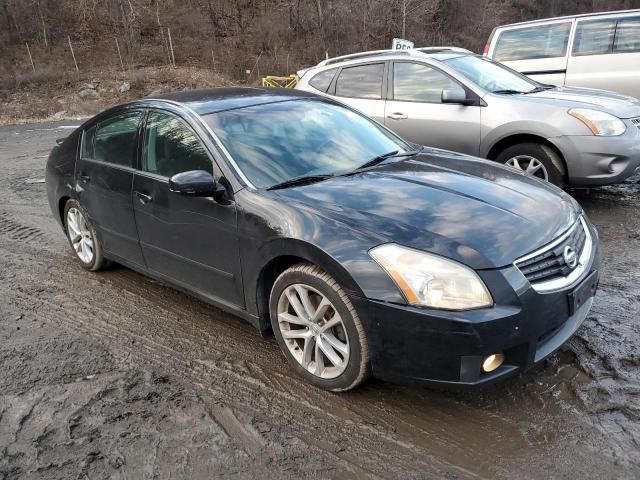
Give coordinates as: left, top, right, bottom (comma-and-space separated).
444, 55, 541, 94
204, 99, 409, 189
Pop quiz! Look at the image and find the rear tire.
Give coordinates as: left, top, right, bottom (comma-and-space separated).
63, 199, 107, 271
496, 142, 567, 189
269, 263, 371, 391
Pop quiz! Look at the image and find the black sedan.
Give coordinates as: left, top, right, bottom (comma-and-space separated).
46, 88, 599, 391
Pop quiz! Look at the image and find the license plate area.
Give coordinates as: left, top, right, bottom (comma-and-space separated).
568, 270, 598, 315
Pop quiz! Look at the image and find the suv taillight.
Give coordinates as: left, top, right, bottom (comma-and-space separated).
482, 44, 490, 56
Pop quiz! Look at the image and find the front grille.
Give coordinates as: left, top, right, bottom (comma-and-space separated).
632, 117, 640, 130
515, 219, 587, 284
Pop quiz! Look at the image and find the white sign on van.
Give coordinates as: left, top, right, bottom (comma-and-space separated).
392, 38, 414, 50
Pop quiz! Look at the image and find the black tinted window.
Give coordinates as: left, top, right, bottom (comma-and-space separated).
614, 17, 640, 53
493, 22, 571, 61
335, 63, 384, 99
393, 62, 459, 102
93, 111, 142, 167
309, 69, 336, 92
81, 124, 96, 159
144, 112, 212, 178
573, 19, 615, 56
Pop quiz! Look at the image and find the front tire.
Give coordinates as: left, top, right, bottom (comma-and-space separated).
63, 199, 107, 271
496, 142, 567, 188
269, 263, 371, 391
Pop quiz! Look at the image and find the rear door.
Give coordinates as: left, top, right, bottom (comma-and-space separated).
330, 62, 387, 123
566, 14, 640, 99
132, 109, 243, 308
489, 20, 573, 86
76, 109, 146, 267
383, 61, 481, 155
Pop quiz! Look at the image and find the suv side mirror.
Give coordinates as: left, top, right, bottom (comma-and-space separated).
442, 88, 471, 105
169, 170, 226, 198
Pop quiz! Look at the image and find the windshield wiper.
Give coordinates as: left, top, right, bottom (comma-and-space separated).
266, 174, 333, 191
347, 149, 420, 174
526, 85, 556, 94
493, 89, 526, 95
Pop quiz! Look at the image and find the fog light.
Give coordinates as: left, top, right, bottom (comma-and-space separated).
482, 353, 504, 373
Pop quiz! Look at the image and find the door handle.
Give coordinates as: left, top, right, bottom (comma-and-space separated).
387, 112, 408, 120
135, 191, 153, 204
79, 174, 91, 183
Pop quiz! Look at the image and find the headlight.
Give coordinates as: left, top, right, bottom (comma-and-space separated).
568, 108, 626, 136
369, 244, 493, 310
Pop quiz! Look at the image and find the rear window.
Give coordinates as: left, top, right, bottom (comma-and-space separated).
309, 69, 337, 92
335, 63, 384, 99
572, 19, 616, 56
93, 111, 142, 167
493, 22, 572, 61
614, 16, 640, 54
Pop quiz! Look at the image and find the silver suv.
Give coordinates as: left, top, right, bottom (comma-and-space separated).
296, 48, 640, 188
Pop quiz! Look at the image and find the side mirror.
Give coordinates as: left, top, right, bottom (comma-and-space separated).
442, 88, 471, 105
169, 170, 226, 198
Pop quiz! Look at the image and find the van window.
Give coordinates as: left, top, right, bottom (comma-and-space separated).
309, 69, 337, 92
335, 63, 384, 99
572, 19, 615, 56
493, 22, 571, 61
614, 17, 640, 54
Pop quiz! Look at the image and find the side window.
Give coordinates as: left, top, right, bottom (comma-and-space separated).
393, 62, 460, 103
81, 124, 96, 159
93, 111, 142, 167
572, 19, 616, 56
493, 22, 571, 61
335, 63, 384, 99
614, 16, 640, 54
309, 68, 337, 92
144, 111, 213, 178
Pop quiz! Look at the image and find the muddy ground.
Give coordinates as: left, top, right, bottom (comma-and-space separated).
0, 121, 639, 479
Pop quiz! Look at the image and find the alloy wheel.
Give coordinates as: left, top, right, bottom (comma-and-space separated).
505, 155, 549, 181
277, 283, 350, 379
67, 207, 95, 263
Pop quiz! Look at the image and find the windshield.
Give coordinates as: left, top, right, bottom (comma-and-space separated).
444, 55, 540, 94
204, 99, 408, 189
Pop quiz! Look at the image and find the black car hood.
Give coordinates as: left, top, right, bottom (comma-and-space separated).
273, 151, 580, 269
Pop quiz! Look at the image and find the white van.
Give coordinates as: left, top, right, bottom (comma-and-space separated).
485, 10, 640, 99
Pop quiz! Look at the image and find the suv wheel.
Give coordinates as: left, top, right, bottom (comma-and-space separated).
270, 263, 371, 391
64, 199, 107, 271
496, 142, 567, 188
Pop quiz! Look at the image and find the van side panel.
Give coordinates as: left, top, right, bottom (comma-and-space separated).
566, 15, 640, 100
488, 20, 574, 87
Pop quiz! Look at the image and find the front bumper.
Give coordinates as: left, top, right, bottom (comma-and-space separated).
552, 119, 640, 186
351, 224, 600, 387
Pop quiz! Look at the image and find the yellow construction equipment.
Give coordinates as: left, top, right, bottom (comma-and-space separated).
261, 75, 298, 88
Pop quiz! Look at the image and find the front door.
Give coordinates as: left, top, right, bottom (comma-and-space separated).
75, 109, 146, 267
132, 110, 243, 308
384, 62, 481, 156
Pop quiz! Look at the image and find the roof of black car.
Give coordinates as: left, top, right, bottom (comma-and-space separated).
147, 87, 319, 115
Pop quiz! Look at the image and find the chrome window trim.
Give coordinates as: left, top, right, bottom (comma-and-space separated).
149, 99, 257, 189
514, 216, 593, 293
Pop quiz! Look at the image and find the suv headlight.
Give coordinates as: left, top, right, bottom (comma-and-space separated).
568, 108, 626, 136
369, 244, 493, 311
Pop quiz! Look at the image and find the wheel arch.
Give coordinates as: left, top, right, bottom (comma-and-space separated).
58, 196, 71, 231
486, 133, 566, 167
254, 240, 364, 334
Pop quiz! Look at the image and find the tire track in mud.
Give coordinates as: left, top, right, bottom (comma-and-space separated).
3, 122, 640, 479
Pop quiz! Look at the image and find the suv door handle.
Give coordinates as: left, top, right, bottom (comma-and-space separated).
387, 112, 408, 120
135, 191, 153, 204
79, 174, 91, 183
